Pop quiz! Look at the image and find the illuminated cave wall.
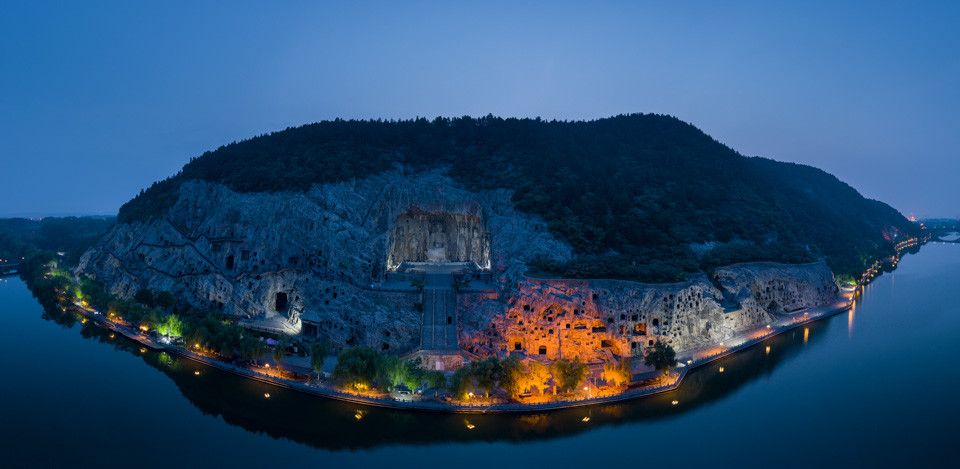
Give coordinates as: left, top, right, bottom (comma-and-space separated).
387, 207, 490, 268
461, 278, 729, 362
460, 263, 840, 361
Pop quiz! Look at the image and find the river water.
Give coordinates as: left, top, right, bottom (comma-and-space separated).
1, 242, 958, 468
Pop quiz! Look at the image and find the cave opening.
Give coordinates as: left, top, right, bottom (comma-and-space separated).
386, 206, 491, 270
275, 292, 288, 311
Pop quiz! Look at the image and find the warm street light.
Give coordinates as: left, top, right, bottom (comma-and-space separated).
264, 393, 270, 398
672, 400, 679, 405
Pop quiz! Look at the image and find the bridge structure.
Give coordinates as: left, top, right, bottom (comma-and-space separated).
0, 263, 20, 277
920, 222, 960, 244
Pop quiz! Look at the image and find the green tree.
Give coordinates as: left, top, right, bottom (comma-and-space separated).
550, 358, 589, 393
155, 291, 175, 310
470, 358, 501, 397
155, 314, 183, 338
250, 339, 267, 363
450, 366, 474, 399
644, 340, 677, 374
376, 354, 404, 392
499, 356, 527, 398
310, 339, 332, 381
425, 370, 447, 391
272, 337, 288, 364
527, 361, 551, 395
602, 357, 633, 387
332, 346, 381, 390
401, 359, 425, 391
134, 289, 155, 307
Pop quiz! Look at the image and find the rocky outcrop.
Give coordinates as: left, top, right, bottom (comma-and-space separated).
77, 170, 571, 353
78, 168, 839, 360
459, 261, 839, 360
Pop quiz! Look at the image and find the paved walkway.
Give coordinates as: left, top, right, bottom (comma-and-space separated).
676, 299, 853, 366
420, 271, 458, 351
67, 294, 853, 414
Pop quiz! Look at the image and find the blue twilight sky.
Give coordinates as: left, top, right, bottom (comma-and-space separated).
1, 1, 957, 218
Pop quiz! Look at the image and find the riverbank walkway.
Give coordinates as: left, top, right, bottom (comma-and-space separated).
67, 290, 853, 414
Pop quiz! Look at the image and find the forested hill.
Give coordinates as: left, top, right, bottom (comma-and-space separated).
118, 113, 917, 282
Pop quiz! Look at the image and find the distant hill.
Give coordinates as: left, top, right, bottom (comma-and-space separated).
0, 216, 116, 264
118, 113, 917, 282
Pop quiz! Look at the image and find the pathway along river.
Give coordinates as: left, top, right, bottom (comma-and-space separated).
2, 241, 959, 467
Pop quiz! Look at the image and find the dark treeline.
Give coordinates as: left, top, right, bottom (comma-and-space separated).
0, 217, 115, 265
117, 114, 917, 282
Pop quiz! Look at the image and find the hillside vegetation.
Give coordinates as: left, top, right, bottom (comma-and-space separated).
0, 217, 115, 265
117, 114, 916, 282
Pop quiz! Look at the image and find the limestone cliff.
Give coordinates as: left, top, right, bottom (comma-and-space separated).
77, 170, 571, 353
459, 261, 839, 360
79, 168, 839, 361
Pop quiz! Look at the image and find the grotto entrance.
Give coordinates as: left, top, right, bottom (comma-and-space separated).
386, 206, 490, 270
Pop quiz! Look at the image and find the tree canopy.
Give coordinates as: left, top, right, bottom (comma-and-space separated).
116, 114, 918, 282
644, 340, 677, 373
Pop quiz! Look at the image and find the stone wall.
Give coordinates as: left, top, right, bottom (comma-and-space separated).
77, 168, 838, 360
77, 170, 570, 353
459, 261, 839, 361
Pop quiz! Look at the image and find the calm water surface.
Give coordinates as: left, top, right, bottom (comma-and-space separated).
1, 243, 958, 468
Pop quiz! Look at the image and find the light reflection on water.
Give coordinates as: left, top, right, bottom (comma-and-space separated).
1, 243, 959, 467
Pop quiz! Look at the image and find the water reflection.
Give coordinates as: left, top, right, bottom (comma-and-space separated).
37, 303, 833, 451
848, 306, 855, 338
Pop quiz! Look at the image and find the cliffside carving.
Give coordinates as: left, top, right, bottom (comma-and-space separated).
77, 169, 839, 363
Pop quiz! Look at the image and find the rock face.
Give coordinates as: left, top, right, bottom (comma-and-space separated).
388, 206, 490, 268
78, 169, 839, 361
77, 170, 571, 354
460, 261, 839, 360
